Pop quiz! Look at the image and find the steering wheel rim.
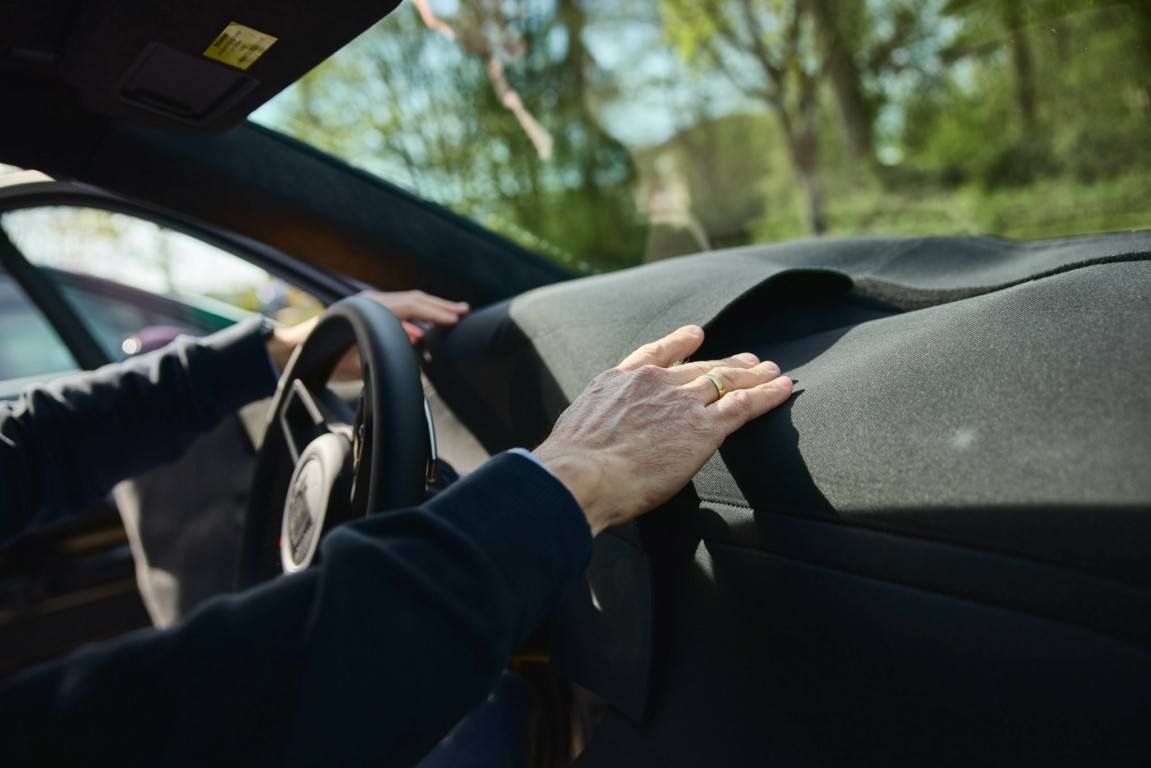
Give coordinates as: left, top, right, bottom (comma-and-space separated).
236, 296, 431, 589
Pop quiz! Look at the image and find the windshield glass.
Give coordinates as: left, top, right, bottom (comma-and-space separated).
253, 0, 1151, 274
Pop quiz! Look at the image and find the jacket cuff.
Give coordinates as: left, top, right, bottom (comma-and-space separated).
426, 452, 593, 623
190, 317, 280, 415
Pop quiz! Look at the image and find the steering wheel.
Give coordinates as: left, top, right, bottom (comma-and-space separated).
237, 296, 432, 589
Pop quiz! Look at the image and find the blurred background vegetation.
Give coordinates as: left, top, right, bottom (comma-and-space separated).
253, 0, 1151, 274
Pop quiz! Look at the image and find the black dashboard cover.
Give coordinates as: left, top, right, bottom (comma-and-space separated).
430, 232, 1151, 586
426, 232, 1151, 720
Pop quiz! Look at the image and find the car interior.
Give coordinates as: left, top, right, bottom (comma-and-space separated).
1, 0, 1149, 764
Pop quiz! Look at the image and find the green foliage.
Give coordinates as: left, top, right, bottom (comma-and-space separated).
659, 0, 723, 63
900, 74, 1018, 186
259, 2, 645, 274
752, 171, 1151, 243
255, 0, 1151, 272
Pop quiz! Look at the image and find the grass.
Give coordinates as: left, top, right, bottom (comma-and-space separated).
782, 172, 1151, 243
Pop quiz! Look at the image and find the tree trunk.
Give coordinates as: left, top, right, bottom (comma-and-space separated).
1002, 0, 1038, 140
777, 109, 827, 236
1128, 2, 1151, 104
809, 0, 874, 165
799, 165, 827, 236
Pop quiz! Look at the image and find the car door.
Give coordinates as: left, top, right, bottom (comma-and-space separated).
0, 173, 352, 674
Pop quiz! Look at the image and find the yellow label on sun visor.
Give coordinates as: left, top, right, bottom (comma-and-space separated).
203, 22, 277, 70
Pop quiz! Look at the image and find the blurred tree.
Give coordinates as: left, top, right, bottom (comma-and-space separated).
808, 0, 925, 170
928, 0, 1150, 186
268, 1, 645, 273
808, 0, 874, 165
660, 0, 929, 234
257, 0, 1151, 267
662, 0, 829, 234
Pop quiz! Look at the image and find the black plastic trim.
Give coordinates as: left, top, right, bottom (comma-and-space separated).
0, 225, 108, 370
698, 501, 1151, 648
0, 181, 357, 305
243, 122, 575, 281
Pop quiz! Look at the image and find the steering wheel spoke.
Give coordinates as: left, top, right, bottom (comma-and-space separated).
279, 379, 355, 463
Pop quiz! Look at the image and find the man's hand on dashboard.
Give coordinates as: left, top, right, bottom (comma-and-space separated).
533, 325, 792, 536
266, 290, 470, 375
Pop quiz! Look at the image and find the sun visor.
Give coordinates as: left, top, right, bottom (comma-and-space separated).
55, 0, 401, 132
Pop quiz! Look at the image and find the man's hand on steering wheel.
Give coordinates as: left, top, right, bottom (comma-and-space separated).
266, 290, 470, 374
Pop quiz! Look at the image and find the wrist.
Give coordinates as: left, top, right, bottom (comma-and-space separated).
265, 328, 294, 372
532, 443, 613, 536
266, 317, 317, 372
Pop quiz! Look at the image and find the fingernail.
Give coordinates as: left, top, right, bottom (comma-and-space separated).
735, 352, 759, 364
683, 325, 704, 338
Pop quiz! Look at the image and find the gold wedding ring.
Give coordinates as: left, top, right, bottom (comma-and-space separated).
703, 373, 726, 400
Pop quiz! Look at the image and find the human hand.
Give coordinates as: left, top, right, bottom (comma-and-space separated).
356, 290, 470, 344
533, 325, 792, 536
266, 290, 470, 375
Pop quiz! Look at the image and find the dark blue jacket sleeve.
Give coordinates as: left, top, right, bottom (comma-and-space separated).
0, 452, 592, 767
0, 318, 278, 545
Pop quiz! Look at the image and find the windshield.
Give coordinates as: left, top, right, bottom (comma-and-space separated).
252, 0, 1151, 274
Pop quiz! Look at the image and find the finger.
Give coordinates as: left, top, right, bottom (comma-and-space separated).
710, 376, 794, 430
683, 362, 783, 403
359, 291, 470, 321
403, 290, 470, 312
665, 353, 765, 384
409, 293, 470, 320
420, 293, 470, 312
402, 302, 468, 326
403, 321, 425, 343
617, 325, 705, 371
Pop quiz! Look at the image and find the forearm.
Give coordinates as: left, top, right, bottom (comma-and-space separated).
0, 318, 278, 543
0, 453, 591, 767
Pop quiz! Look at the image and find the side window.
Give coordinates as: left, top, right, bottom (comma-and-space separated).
0, 207, 323, 362
0, 264, 78, 386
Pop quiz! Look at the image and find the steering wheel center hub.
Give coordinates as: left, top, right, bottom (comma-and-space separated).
280, 433, 350, 573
